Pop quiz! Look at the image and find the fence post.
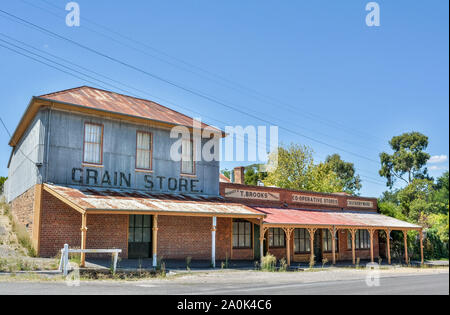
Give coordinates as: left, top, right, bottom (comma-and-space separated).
63, 244, 69, 276
113, 252, 118, 274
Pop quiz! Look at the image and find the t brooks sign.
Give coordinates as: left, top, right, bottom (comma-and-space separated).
224, 188, 280, 201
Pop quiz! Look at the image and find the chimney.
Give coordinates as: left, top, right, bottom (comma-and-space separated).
233, 167, 245, 185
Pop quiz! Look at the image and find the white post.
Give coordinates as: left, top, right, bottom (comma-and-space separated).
63, 243, 69, 276
113, 252, 118, 274
212, 216, 217, 268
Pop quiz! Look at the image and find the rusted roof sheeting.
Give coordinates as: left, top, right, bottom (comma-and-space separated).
39, 86, 215, 130
256, 207, 420, 229
45, 184, 264, 217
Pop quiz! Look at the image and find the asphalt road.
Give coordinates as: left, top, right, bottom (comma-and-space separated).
0, 273, 448, 295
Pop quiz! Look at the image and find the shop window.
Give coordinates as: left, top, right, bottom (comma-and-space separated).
347, 230, 371, 249
269, 228, 285, 248
233, 220, 252, 248
294, 228, 310, 253
322, 229, 339, 253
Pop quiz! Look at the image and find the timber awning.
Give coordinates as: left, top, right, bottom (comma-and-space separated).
255, 207, 421, 230
43, 184, 265, 218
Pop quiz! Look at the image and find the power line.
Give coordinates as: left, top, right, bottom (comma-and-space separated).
0, 9, 381, 165
0, 116, 36, 165
0, 39, 389, 188
36, 0, 386, 145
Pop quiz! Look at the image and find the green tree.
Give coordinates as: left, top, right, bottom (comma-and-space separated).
244, 164, 267, 186
263, 143, 343, 193
220, 169, 231, 180
0, 176, 7, 194
325, 154, 362, 195
379, 132, 431, 188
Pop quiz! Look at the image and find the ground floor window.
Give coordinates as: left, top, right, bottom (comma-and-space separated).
269, 228, 285, 248
294, 228, 310, 253
347, 230, 371, 250
322, 229, 339, 253
233, 220, 252, 248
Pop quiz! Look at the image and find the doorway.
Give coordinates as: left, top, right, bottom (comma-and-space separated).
128, 215, 152, 259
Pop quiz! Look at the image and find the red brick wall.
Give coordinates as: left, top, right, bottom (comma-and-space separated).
158, 216, 212, 260
86, 214, 128, 259
39, 191, 128, 259
10, 186, 35, 236
39, 190, 81, 257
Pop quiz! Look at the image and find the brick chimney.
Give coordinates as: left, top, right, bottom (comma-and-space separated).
233, 167, 245, 185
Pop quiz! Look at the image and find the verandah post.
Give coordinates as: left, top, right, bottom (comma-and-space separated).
211, 216, 217, 268
386, 229, 391, 265
80, 213, 87, 267
368, 228, 375, 263
420, 229, 424, 265
307, 228, 316, 266
350, 228, 356, 265
403, 230, 409, 265
152, 215, 158, 267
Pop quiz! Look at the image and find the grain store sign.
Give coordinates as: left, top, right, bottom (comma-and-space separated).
292, 194, 339, 206
347, 200, 373, 208
71, 168, 201, 193
224, 188, 280, 201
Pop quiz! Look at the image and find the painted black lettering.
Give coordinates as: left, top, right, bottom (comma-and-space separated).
120, 172, 131, 187
101, 171, 112, 186
144, 175, 154, 190
168, 178, 178, 191
179, 178, 188, 192
86, 169, 98, 185
157, 176, 165, 190
190, 179, 200, 193
72, 168, 83, 184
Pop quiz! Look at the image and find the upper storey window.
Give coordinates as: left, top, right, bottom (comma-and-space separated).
136, 131, 153, 170
181, 137, 195, 175
83, 123, 103, 165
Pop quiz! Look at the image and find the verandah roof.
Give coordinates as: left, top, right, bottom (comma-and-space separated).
43, 184, 265, 218
254, 207, 421, 230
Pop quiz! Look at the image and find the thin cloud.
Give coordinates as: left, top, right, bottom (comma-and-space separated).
429, 165, 449, 171
429, 155, 448, 164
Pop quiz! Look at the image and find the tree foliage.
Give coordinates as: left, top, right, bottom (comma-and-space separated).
325, 154, 362, 194
378, 172, 449, 260
379, 132, 431, 188
0, 176, 7, 194
244, 164, 267, 186
262, 143, 359, 193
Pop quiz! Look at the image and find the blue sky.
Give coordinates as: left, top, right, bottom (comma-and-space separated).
0, 0, 448, 197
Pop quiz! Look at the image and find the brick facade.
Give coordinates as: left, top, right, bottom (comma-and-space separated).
39, 190, 128, 259
14, 184, 380, 263
10, 186, 35, 236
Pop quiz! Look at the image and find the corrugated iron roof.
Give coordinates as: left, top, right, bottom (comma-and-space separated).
45, 184, 264, 217
38, 86, 216, 130
255, 207, 421, 229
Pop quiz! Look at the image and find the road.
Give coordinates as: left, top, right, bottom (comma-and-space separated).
0, 273, 448, 295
